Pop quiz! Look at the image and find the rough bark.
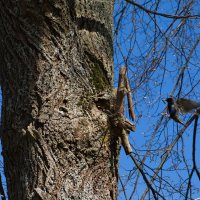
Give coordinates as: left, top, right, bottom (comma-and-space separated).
0, 1, 118, 199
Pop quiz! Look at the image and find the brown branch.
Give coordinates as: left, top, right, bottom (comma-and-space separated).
120, 129, 132, 154
125, 74, 136, 121
126, 0, 200, 19
116, 67, 127, 114
115, 66, 134, 155
123, 119, 135, 132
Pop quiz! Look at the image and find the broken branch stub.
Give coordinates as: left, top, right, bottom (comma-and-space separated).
114, 66, 135, 155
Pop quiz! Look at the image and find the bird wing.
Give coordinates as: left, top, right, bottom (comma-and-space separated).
176, 98, 200, 112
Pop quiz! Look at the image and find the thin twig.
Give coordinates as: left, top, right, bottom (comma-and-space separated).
129, 153, 166, 200
171, 35, 200, 96
192, 116, 200, 180
141, 114, 196, 199
119, 176, 128, 200
126, 0, 200, 19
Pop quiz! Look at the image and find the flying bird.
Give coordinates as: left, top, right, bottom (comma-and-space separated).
164, 98, 185, 125
164, 97, 200, 125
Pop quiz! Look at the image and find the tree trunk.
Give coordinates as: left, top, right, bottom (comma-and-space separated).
0, 1, 118, 199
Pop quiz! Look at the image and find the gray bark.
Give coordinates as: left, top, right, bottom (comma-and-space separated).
0, 1, 118, 199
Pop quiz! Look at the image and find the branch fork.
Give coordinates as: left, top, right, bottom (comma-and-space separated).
113, 66, 136, 155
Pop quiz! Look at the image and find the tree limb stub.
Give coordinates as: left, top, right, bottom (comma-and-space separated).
120, 129, 133, 155
114, 66, 135, 155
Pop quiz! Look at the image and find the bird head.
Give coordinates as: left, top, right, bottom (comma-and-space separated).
162, 97, 175, 104
166, 98, 174, 103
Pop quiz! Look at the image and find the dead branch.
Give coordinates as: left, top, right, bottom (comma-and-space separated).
114, 66, 136, 155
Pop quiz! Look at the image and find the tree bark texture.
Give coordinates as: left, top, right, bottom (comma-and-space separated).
0, 1, 118, 199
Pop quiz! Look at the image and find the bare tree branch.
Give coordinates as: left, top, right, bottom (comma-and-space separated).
192, 116, 200, 180
126, 0, 200, 19
171, 35, 200, 96
141, 115, 197, 199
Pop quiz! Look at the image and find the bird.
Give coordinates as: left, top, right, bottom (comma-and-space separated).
164, 98, 185, 125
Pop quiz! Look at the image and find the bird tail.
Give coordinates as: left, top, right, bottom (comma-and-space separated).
195, 108, 200, 115
172, 116, 185, 125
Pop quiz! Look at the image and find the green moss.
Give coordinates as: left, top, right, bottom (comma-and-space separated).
85, 51, 110, 92
90, 63, 109, 91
